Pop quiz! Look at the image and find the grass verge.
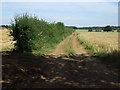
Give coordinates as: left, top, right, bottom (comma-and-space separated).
1, 47, 14, 52
77, 36, 120, 68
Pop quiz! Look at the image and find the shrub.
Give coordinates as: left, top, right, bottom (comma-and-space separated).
103, 25, 112, 32
88, 27, 92, 32
117, 30, 120, 32
11, 13, 74, 53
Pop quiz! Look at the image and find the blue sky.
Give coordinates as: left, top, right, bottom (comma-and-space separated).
1, 2, 118, 27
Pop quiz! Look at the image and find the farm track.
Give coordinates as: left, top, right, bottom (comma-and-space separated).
2, 32, 120, 88
49, 33, 88, 56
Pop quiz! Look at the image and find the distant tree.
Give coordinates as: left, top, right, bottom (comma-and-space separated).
72, 26, 77, 29
117, 30, 120, 32
1, 25, 12, 29
103, 25, 112, 32
112, 30, 114, 32
66, 26, 77, 29
88, 27, 92, 32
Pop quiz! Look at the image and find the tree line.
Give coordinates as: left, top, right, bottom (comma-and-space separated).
66, 25, 120, 32
1, 25, 12, 29
88, 25, 120, 32
1, 24, 120, 32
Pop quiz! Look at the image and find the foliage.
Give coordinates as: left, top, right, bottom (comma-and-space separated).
79, 26, 119, 31
1, 25, 12, 29
11, 13, 74, 53
77, 36, 102, 55
88, 27, 92, 32
103, 25, 112, 32
117, 30, 120, 32
66, 26, 77, 29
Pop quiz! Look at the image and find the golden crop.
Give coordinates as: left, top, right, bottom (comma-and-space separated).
0, 28, 14, 50
77, 32, 118, 53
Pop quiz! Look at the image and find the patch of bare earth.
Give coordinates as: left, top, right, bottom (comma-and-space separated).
49, 35, 73, 56
71, 33, 88, 55
2, 32, 120, 88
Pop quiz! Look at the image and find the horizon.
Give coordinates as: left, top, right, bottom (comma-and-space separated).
1, 23, 118, 28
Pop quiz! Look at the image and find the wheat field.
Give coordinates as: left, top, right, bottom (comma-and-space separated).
0, 28, 14, 51
77, 32, 118, 53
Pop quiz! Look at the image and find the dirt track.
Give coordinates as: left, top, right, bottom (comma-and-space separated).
50, 33, 88, 56
2, 32, 120, 88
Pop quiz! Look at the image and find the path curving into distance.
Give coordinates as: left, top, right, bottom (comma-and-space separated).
49, 32, 89, 56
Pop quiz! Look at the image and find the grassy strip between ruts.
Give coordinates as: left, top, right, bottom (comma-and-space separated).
65, 38, 75, 56
77, 35, 120, 68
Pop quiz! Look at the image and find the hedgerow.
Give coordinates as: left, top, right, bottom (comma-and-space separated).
11, 13, 74, 53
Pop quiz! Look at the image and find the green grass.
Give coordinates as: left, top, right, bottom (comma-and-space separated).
32, 42, 59, 55
11, 13, 74, 54
75, 29, 88, 32
65, 40, 75, 56
66, 46, 75, 56
1, 47, 14, 52
77, 35, 120, 68
77, 36, 103, 56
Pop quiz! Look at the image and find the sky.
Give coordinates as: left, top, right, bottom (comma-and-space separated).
1, 1, 119, 27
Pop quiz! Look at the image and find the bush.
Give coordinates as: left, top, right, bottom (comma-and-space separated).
88, 27, 92, 32
11, 13, 74, 53
103, 25, 112, 32
117, 30, 120, 32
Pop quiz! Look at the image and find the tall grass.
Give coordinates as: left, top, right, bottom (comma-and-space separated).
11, 13, 74, 54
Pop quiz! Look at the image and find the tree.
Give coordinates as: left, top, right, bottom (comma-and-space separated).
66, 26, 77, 29
88, 27, 92, 32
117, 30, 120, 32
1, 25, 12, 29
103, 25, 112, 32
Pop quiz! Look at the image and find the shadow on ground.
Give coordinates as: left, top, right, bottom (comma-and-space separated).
2, 51, 120, 88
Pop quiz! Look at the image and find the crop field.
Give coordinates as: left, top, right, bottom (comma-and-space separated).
76, 31, 118, 53
0, 28, 14, 51
1, 14, 120, 88
1, 1, 120, 88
